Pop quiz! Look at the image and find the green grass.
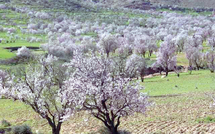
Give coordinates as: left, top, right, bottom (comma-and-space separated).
0, 40, 42, 59
0, 99, 49, 133
0, 47, 16, 59
0, 40, 41, 48
142, 70, 215, 96
0, 64, 15, 69
196, 116, 215, 123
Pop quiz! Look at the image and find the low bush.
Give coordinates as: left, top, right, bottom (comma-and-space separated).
1, 119, 11, 128
196, 116, 215, 123
11, 125, 33, 134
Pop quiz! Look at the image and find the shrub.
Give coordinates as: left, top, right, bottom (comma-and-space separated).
196, 116, 215, 123
1, 119, 11, 127
11, 125, 33, 134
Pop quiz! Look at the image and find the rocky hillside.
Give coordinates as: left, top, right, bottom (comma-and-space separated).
149, 0, 215, 9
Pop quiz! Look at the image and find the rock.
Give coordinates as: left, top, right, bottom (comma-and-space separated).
161, 75, 166, 79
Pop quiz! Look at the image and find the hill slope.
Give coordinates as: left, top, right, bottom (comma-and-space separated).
149, 0, 215, 9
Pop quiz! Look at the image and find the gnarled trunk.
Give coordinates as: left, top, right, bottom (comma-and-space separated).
51, 122, 62, 134
109, 126, 119, 134
45, 116, 62, 134
52, 128, 60, 134
87, 100, 121, 134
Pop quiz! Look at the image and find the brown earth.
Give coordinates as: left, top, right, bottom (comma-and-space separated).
59, 92, 215, 134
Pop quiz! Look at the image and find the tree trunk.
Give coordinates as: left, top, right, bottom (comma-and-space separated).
51, 122, 62, 134
52, 128, 58, 134
141, 77, 144, 82
107, 52, 109, 57
45, 116, 61, 134
159, 70, 162, 75
109, 126, 119, 134
189, 70, 192, 75
141, 69, 145, 82
52, 127, 61, 134
177, 73, 180, 77
195, 61, 200, 70
165, 67, 169, 76
143, 52, 146, 58
149, 51, 152, 57
188, 63, 192, 74
165, 71, 168, 76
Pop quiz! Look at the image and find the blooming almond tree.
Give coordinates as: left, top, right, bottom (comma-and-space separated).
98, 33, 119, 57
173, 33, 187, 53
16, 46, 32, 58
185, 36, 204, 71
147, 39, 158, 58
0, 55, 85, 134
117, 37, 133, 57
125, 54, 146, 82
134, 35, 149, 58
67, 52, 149, 134
205, 37, 215, 73
205, 51, 215, 73
153, 35, 177, 76
207, 37, 215, 50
